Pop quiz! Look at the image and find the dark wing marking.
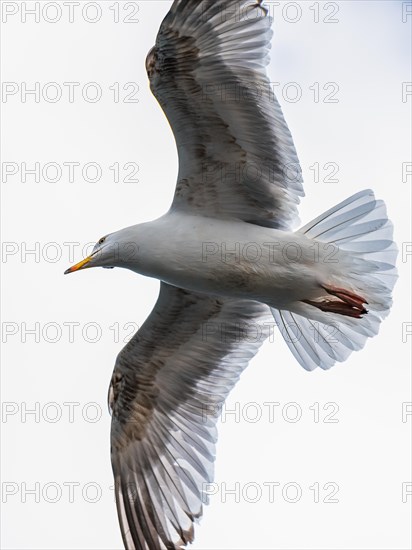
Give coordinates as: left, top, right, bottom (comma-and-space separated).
148, 0, 304, 230
109, 283, 272, 549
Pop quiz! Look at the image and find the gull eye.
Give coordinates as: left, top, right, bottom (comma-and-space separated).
98, 237, 106, 245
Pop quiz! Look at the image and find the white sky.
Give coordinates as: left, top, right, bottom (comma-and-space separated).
1, 1, 411, 549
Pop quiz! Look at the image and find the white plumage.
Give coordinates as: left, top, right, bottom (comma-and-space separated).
65, 1, 397, 548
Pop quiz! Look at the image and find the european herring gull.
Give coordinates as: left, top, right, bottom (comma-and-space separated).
65, 1, 397, 548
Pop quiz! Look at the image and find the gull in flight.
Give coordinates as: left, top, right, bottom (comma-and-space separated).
65, 1, 397, 548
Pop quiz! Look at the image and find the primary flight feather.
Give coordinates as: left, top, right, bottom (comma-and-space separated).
65, 1, 397, 548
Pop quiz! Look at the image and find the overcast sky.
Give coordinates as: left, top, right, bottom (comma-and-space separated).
1, 1, 411, 549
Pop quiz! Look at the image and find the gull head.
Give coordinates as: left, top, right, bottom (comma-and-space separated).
64, 230, 139, 275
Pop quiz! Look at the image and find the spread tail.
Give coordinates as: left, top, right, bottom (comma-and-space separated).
271, 190, 398, 371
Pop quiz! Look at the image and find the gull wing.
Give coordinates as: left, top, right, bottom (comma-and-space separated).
109, 283, 272, 549
148, 0, 304, 230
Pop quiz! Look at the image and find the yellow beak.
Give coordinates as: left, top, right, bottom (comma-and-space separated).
64, 256, 93, 275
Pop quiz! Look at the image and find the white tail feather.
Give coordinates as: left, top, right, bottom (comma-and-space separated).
272, 190, 398, 371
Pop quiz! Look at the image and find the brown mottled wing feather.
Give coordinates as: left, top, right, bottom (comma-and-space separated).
149, 0, 304, 230
109, 283, 272, 549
